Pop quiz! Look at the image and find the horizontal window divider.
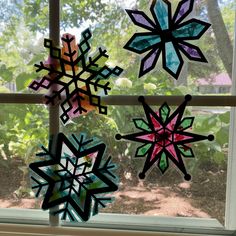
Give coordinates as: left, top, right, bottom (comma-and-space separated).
1, 93, 236, 107
0, 94, 44, 104
102, 95, 236, 106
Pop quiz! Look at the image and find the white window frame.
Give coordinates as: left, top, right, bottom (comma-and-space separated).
0, 1, 235, 235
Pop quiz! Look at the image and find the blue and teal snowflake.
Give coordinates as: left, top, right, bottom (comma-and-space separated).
29, 133, 118, 222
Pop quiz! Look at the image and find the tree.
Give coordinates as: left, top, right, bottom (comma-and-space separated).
206, 0, 233, 78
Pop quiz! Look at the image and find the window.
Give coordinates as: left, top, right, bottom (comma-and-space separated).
0, 0, 235, 235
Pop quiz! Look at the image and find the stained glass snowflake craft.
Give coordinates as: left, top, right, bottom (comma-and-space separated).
29, 29, 123, 124
29, 133, 118, 222
115, 95, 214, 180
124, 0, 211, 79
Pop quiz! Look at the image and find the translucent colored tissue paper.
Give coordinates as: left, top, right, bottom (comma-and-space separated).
124, 0, 211, 79
29, 133, 118, 222
29, 29, 123, 124
116, 95, 214, 180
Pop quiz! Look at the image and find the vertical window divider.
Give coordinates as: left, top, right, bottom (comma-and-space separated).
48, 0, 60, 227
225, 10, 236, 230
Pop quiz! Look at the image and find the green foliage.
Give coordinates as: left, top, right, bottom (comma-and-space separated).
22, 0, 109, 32
15, 72, 35, 91
220, 0, 235, 37
0, 64, 14, 82
0, 104, 48, 165
0, 19, 46, 90
192, 110, 230, 169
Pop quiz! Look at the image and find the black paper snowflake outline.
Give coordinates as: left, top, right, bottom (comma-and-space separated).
29, 29, 123, 124
116, 95, 214, 180
124, 0, 211, 78
29, 133, 118, 222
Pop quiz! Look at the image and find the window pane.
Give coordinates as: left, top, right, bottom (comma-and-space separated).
60, 0, 234, 96
0, 0, 48, 93
61, 105, 228, 225
1, 1, 234, 96
0, 104, 48, 209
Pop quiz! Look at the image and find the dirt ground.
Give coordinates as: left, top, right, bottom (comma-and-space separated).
0, 159, 226, 225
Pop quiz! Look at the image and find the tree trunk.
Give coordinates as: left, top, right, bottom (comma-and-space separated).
206, 0, 233, 78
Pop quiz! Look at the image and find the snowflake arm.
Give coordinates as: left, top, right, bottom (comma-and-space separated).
124, 32, 161, 54
150, 0, 172, 31
125, 9, 156, 31
172, 0, 195, 25
172, 19, 211, 40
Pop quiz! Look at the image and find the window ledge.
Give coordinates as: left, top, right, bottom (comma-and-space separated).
0, 223, 234, 236
0, 209, 235, 236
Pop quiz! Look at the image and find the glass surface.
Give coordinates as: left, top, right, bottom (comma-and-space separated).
0, 104, 48, 209
0, 0, 233, 226
90, 0, 235, 96
0, 0, 233, 96
0, 0, 48, 93
62, 105, 228, 225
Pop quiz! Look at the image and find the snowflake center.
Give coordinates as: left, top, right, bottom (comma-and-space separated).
155, 129, 172, 146
64, 173, 78, 186
160, 29, 173, 43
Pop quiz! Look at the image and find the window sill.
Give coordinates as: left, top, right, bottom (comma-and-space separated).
0, 209, 235, 236
0, 223, 234, 236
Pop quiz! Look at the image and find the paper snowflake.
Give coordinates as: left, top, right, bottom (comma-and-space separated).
124, 0, 211, 79
29, 29, 123, 124
29, 133, 118, 222
116, 95, 214, 180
